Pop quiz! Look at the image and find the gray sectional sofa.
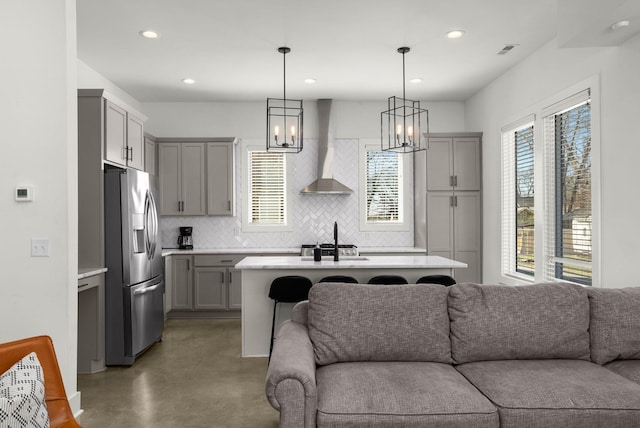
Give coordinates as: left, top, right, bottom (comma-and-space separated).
266, 282, 640, 427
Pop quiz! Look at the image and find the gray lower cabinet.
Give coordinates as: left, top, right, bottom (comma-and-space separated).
168, 254, 242, 317
426, 191, 481, 284
194, 267, 227, 310
77, 273, 105, 374
170, 255, 193, 310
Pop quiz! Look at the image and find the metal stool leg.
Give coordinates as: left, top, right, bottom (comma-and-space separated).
269, 300, 278, 361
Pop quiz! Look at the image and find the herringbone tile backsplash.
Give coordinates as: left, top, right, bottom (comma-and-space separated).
160, 139, 414, 249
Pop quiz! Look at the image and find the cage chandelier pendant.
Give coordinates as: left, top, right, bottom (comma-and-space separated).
381, 47, 428, 153
267, 47, 304, 153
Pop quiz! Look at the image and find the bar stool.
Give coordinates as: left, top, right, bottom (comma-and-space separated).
367, 275, 408, 285
319, 275, 358, 284
416, 275, 457, 286
268, 275, 313, 359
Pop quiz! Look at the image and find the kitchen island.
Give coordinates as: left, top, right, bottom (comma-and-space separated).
236, 255, 466, 357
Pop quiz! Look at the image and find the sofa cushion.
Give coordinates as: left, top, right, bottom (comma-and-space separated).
448, 282, 590, 363
587, 287, 640, 365
456, 359, 640, 428
605, 360, 640, 385
316, 361, 498, 428
308, 283, 451, 365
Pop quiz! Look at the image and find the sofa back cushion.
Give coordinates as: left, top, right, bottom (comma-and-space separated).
588, 287, 640, 365
308, 283, 451, 365
448, 282, 591, 364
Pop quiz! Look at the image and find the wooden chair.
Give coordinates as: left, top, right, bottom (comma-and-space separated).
0, 335, 81, 428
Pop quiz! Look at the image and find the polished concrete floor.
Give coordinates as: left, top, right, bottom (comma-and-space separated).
77, 318, 280, 428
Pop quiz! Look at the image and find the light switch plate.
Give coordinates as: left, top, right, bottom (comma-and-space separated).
31, 239, 49, 257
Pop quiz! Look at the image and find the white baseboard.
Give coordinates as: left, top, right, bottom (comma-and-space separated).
68, 390, 83, 418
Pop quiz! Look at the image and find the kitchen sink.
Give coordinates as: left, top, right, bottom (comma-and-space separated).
300, 256, 369, 261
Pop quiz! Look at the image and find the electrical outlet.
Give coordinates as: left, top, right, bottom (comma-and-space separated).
31, 239, 49, 257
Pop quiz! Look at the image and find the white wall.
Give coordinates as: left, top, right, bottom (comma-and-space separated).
143, 100, 465, 249
142, 100, 465, 139
465, 35, 640, 287
0, 0, 79, 408
77, 59, 143, 112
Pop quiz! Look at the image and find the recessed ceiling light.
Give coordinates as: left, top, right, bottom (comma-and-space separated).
181, 78, 195, 85
611, 20, 631, 30
446, 30, 465, 39
304, 78, 317, 84
409, 78, 423, 84
139, 30, 159, 39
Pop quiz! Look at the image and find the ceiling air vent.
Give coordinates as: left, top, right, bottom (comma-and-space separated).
497, 44, 517, 55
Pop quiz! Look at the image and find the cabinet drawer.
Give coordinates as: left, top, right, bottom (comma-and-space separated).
193, 254, 244, 267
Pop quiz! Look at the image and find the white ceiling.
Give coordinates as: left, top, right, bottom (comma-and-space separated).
76, 0, 640, 103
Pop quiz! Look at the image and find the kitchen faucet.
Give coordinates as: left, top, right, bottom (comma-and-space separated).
334, 221, 339, 261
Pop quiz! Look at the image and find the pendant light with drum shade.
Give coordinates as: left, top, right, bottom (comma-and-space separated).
381, 47, 428, 153
267, 47, 303, 153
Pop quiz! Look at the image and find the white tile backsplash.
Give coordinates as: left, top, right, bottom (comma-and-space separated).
160, 138, 414, 249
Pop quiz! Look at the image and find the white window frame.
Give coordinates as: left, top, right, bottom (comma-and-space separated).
542, 89, 594, 286
501, 115, 536, 282
358, 139, 411, 232
499, 76, 601, 287
241, 140, 293, 232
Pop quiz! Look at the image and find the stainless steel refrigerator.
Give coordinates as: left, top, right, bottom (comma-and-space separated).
104, 167, 164, 365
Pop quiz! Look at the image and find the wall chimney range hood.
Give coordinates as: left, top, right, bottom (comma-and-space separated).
300, 99, 353, 194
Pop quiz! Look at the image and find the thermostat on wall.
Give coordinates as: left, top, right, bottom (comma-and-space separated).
15, 186, 33, 202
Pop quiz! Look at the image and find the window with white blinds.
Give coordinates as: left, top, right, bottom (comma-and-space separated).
501, 116, 535, 279
248, 150, 287, 225
366, 151, 402, 222
359, 140, 410, 231
543, 91, 592, 285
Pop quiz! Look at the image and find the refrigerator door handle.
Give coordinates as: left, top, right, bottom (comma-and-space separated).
144, 190, 152, 259
148, 190, 159, 258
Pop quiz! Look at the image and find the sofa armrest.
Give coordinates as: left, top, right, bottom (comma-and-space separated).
266, 320, 317, 428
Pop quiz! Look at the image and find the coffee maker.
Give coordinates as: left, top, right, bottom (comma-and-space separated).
177, 227, 193, 250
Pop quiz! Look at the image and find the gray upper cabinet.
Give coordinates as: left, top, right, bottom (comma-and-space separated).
80, 90, 147, 171
126, 114, 145, 171
158, 142, 206, 216
427, 136, 481, 191
144, 135, 156, 175
207, 142, 236, 216
104, 101, 127, 166
157, 138, 237, 217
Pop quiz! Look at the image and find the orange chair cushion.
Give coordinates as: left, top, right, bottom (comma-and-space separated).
0, 336, 81, 428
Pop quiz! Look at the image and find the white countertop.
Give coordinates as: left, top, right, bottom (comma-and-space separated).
161, 247, 426, 257
161, 247, 300, 256
78, 267, 107, 280
235, 255, 466, 270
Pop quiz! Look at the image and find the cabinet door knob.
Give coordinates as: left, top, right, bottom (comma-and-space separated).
454, 175, 458, 187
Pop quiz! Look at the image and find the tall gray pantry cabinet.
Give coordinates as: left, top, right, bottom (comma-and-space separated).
414, 133, 482, 283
